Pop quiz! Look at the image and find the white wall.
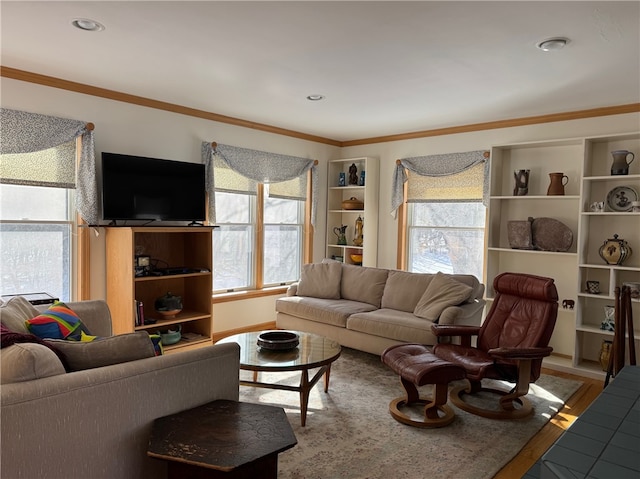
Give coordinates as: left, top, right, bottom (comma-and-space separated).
2, 77, 639, 332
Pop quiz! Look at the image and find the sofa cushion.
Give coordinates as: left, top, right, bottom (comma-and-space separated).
297, 262, 342, 299
44, 332, 157, 372
450, 274, 483, 302
26, 301, 91, 340
346, 309, 437, 345
340, 264, 388, 307
0, 343, 66, 384
414, 272, 474, 321
381, 270, 435, 312
0, 296, 38, 334
276, 296, 376, 328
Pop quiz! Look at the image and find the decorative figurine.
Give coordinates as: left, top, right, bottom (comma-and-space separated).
348, 163, 358, 185
353, 216, 364, 246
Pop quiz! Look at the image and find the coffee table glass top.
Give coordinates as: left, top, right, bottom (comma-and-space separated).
217, 330, 341, 371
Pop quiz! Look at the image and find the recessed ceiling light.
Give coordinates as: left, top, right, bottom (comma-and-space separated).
536, 37, 569, 52
71, 18, 105, 32
306, 94, 325, 101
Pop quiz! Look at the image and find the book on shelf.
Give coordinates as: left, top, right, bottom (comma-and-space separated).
134, 300, 145, 326
180, 332, 207, 342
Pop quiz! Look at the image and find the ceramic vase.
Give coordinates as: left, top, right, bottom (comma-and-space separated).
513, 169, 530, 196
598, 234, 632, 265
547, 172, 568, 195
599, 340, 612, 371
333, 225, 347, 245
610, 150, 635, 175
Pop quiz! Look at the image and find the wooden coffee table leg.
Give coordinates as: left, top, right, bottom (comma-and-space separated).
299, 369, 311, 427
324, 364, 332, 392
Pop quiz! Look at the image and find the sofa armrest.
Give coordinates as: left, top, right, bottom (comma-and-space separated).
437, 298, 486, 326
286, 283, 299, 296
1, 342, 240, 479
35, 300, 113, 337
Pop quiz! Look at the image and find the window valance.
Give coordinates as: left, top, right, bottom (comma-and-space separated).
391, 150, 489, 216
201, 142, 317, 225
0, 108, 98, 225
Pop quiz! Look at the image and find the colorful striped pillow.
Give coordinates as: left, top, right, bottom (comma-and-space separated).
25, 302, 90, 340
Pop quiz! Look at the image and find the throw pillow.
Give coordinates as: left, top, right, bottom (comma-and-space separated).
414, 272, 474, 321
1, 343, 66, 384
296, 262, 342, 299
1, 323, 68, 370
0, 296, 39, 334
44, 331, 157, 372
25, 301, 91, 340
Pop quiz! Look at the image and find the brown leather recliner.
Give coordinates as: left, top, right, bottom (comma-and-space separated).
431, 272, 558, 419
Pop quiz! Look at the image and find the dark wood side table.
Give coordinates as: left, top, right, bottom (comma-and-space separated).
148, 400, 297, 479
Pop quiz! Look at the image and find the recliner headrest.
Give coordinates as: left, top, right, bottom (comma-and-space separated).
493, 272, 558, 302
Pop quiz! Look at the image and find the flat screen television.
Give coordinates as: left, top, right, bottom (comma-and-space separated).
101, 152, 206, 223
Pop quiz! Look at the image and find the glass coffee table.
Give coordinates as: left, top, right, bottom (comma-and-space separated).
217, 330, 341, 426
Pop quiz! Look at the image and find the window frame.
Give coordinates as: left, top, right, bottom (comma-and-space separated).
0, 137, 90, 301
396, 166, 487, 279
212, 169, 313, 302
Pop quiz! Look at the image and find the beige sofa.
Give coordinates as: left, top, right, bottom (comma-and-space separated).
0, 297, 240, 479
276, 262, 485, 355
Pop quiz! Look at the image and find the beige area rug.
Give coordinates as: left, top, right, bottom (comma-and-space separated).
238, 347, 583, 479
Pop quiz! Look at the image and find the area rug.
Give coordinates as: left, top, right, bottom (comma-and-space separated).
238, 347, 583, 479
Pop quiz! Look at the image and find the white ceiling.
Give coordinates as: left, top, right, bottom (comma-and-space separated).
2, 1, 639, 142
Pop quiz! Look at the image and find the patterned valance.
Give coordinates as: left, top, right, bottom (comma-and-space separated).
201, 142, 317, 225
391, 150, 489, 216
0, 108, 98, 225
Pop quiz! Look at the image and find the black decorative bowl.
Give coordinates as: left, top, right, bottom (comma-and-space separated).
257, 331, 299, 351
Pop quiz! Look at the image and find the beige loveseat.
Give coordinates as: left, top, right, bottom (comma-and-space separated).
0, 297, 240, 479
276, 262, 485, 355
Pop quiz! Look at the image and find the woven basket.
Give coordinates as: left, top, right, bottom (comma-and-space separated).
342, 197, 364, 210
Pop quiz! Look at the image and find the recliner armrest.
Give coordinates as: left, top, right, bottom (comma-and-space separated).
488, 346, 553, 360
431, 324, 481, 337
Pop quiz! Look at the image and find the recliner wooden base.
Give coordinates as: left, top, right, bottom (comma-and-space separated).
389, 382, 456, 428
450, 384, 533, 420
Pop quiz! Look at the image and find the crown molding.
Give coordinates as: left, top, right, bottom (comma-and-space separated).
2, 66, 638, 147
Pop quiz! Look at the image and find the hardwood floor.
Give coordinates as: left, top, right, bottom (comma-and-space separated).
493, 368, 604, 478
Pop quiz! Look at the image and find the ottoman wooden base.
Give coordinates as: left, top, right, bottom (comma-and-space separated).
381, 344, 466, 428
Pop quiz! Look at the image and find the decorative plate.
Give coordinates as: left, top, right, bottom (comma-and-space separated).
257, 331, 299, 351
606, 186, 637, 212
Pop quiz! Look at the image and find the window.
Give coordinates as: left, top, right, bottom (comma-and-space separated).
403, 163, 486, 280
212, 157, 308, 293
407, 202, 485, 279
262, 193, 304, 286
213, 191, 256, 291
0, 142, 77, 301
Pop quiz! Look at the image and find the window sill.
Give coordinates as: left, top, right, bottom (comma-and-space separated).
212, 286, 289, 304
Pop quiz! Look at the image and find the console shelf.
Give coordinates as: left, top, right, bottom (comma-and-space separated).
105, 227, 213, 352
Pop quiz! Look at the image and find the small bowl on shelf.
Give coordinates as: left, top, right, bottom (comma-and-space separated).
159, 325, 182, 345
350, 254, 363, 265
157, 309, 182, 319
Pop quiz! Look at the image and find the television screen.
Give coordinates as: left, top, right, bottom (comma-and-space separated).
102, 152, 206, 222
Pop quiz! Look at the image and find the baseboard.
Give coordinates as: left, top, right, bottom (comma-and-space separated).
212, 321, 277, 342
